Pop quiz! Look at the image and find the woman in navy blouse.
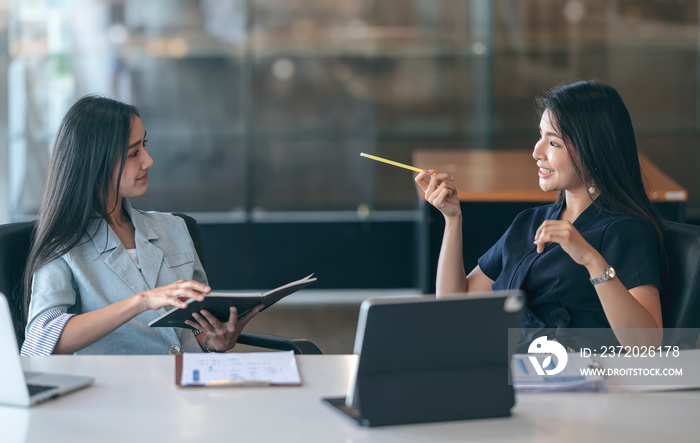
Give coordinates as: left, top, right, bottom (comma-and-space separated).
415, 80, 666, 350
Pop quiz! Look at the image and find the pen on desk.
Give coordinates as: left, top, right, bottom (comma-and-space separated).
360, 152, 426, 173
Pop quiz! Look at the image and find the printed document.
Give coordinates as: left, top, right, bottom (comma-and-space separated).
180, 350, 302, 386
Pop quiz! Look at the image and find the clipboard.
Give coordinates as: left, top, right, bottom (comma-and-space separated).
175, 351, 302, 388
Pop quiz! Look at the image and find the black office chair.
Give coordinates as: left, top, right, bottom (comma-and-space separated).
660, 221, 700, 348
0, 215, 322, 354
0, 221, 34, 347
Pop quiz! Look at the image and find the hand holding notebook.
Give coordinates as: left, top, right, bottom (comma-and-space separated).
149, 274, 316, 329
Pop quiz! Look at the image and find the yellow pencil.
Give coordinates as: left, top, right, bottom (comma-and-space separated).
360, 152, 425, 173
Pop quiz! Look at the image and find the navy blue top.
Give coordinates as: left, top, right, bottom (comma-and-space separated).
478, 197, 665, 351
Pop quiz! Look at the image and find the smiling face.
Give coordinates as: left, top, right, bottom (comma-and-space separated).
112, 115, 153, 200
532, 109, 586, 194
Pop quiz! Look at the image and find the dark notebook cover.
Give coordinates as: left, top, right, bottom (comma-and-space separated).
149, 274, 316, 329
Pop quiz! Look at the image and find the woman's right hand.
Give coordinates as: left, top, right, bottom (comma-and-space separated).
415, 169, 461, 220
138, 280, 210, 311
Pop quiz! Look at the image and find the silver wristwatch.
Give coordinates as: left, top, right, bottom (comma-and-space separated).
589, 265, 616, 285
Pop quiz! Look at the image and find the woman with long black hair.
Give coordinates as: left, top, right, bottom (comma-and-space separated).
21, 96, 261, 355
416, 80, 666, 350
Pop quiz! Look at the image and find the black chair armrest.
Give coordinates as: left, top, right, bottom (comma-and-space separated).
237, 331, 323, 355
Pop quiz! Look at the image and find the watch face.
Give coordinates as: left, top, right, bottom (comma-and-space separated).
607, 267, 616, 279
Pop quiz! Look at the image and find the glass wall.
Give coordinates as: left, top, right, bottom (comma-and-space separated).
6, 0, 700, 221
7, 0, 492, 219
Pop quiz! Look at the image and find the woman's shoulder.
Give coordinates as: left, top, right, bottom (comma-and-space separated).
600, 211, 657, 234
130, 209, 193, 248
132, 209, 187, 230
598, 213, 661, 255
593, 196, 659, 232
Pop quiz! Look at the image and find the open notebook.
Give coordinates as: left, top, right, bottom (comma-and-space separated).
149, 274, 316, 329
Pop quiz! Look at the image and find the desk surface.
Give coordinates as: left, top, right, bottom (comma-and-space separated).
413, 149, 688, 203
1, 354, 697, 442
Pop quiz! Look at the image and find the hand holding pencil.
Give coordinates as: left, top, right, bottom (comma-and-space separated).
360, 152, 460, 219
415, 168, 460, 219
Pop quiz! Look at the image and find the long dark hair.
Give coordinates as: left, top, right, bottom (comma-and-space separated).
23, 95, 140, 314
535, 80, 664, 241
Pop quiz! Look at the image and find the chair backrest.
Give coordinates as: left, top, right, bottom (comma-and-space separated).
0, 213, 202, 348
172, 213, 204, 267
661, 221, 700, 348
0, 221, 35, 347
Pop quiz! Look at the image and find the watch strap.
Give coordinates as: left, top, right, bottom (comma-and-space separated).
589, 266, 615, 285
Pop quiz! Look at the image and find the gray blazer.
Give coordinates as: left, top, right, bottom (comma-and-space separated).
26, 200, 207, 354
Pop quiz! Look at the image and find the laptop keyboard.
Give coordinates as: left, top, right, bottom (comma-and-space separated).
27, 383, 57, 396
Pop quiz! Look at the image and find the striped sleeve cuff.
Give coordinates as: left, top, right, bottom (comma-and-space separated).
20, 309, 75, 356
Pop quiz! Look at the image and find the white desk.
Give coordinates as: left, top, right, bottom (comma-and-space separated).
1, 355, 697, 442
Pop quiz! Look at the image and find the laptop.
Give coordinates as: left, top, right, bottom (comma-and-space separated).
0, 293, 94, 407
322, 291, 525, 427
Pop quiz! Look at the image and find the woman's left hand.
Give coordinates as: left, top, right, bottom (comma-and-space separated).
534, 220, 600, 267
185, 304, 264, 352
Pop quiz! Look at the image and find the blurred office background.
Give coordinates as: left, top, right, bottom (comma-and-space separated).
1, 0, 698, 351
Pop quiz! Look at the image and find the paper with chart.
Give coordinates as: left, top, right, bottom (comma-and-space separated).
180, 351, 302, 386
